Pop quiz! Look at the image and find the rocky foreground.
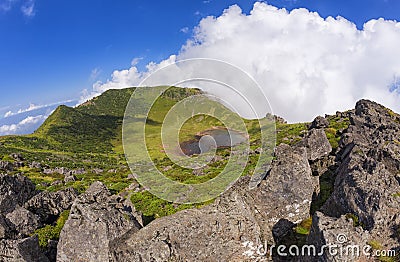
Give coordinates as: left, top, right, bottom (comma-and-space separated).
0, 99, 399, 261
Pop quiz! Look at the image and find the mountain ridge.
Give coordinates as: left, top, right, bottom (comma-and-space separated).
0, 87, 399, 261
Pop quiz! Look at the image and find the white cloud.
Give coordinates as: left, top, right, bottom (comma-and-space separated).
18, 103, 40, 113
0, 0, 16, 12
180, 27, 190, 34
21, 0, 35, 17
90, 67, 101, 81
0, 115, 45, 135
4, 111, 12, 118
4, 100, 74, 118
89, 2, 400, 122
131, 57, 143, 66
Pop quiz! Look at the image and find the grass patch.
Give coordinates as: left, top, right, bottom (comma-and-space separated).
324, 115, 350, 151
310, 170, 336, 214
276, 122, 308, 145
34, 210, 70, 248
130, 191, 208, 225
345, 213, 365, 228
294, 217, 312, 235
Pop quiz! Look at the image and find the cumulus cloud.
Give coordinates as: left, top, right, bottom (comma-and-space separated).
87, 2, 400, 122
3, 111, 13, 118
4, 100, 73, 118
0, 115, 45, 135
21, 0, 35, 17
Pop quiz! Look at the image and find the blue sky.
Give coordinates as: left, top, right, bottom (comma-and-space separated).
1, 0, 400, 134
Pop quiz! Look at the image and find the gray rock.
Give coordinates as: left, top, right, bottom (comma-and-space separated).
44, 240, 58, 262
309, 116, 330, 129
192, 168, 204, 176
6, 206, 41, 237
321, 99, 400, 251
0, 174, 37, 214
63, 173, 76, 183
42, 167, 71, 175
0, 235, 49, 262
24, 188, 78, 224
110, 143, 317, 261
50, 180, 63, 186
298, 128, 332, 161
42, 169, 53, 175
29, 161, 42, 169
127, 173, 136, 180
0, 215, 15, 240
71, 168, 85, 175
57, 182, 142, 262
304, 212, 372, 261
0, 161, 14, 172
9, 154, 24, 162
92, 168, 104, 174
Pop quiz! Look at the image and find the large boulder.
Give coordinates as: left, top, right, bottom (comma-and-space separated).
319, 100, 400, 252
0, 215, 15, 240
0, 162, 14, 172
309, 116, 329, 129
6, 206, 41, 237
0, 174, 37, 214
0, 235, 49, 262
24, 188, 78, 224
57, 182, 142, 262
297, 128, 332, 161
305, 212, 372, 261
110, 143, 317, 261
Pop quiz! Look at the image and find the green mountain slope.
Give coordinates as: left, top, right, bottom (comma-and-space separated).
34, 105, 119, 153
1, 86, 348, 225
77, 88, 135, 117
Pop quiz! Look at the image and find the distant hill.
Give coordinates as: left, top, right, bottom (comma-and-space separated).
32, 87, 138, 154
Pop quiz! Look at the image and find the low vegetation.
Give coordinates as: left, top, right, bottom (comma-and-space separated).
34, 210, 70, 248
1, 86, 357, 245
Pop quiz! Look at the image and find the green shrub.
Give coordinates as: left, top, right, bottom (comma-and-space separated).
295, 217, 312, 235
34, 210, 70, 248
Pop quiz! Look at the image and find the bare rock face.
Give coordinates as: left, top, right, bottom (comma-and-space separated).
24, 188, 78, 224
318, 100, 400, 254
57, 182, 142, 262
309, 116, 329, 129
63, 174, 76, 183
256, 144, 317, 232
0, 235, 49, 262
0, 162, 14, 172
109, 143, 317, 261
298, 128, 332, 161
305, 212, 372, 261
0, 216, 15, 240
111, 177, 263, 262
6, 206, 41, 237
0, 174, 37, 215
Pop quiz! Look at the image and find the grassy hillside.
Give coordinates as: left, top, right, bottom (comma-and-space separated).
0, 86, 350, 226
34, 105, 119, 153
